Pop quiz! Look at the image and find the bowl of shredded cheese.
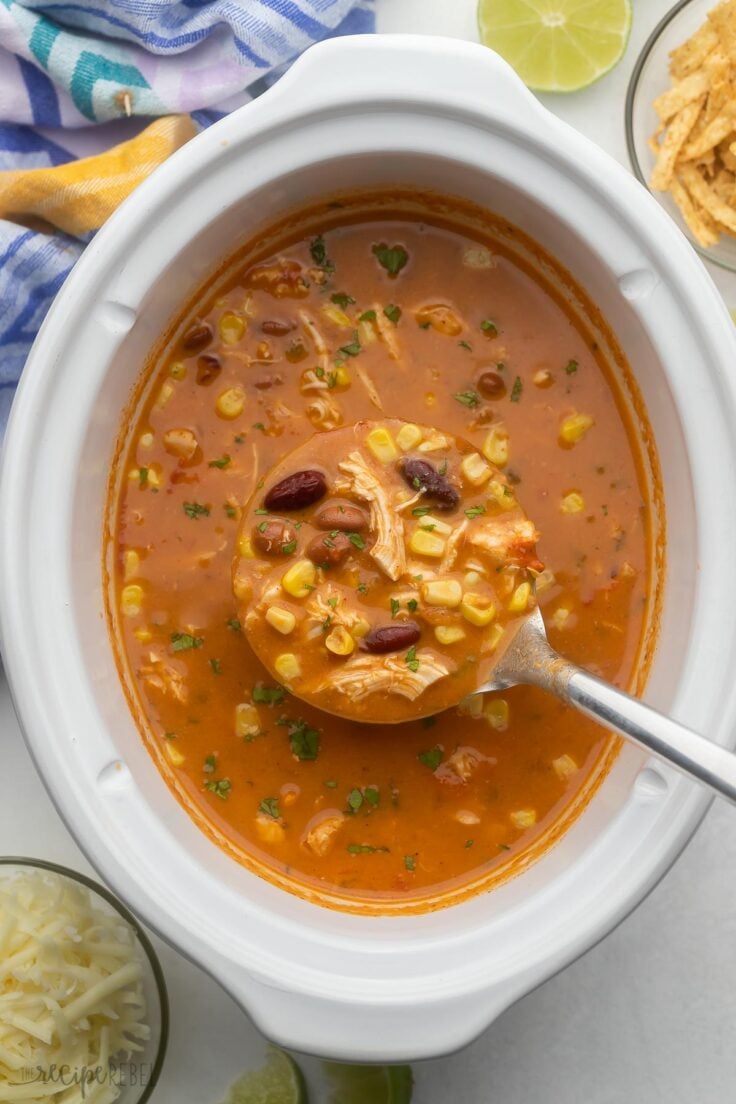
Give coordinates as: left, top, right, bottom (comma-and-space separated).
0, 859, 168, 1104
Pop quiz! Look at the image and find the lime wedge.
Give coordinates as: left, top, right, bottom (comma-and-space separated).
225, 1047, 308, 1104
323, 1063, 414, 1104
477, 0, 632, 93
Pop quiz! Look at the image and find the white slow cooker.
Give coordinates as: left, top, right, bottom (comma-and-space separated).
2, 36, 736, 1061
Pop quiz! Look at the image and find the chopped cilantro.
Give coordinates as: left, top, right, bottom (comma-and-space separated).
279, 716, 320, 760
338, 332, 361, 358
418, 746, 442, 770
331, 292, 355, 308
454, 390, 481, 408
281, 539, 298, 555
224, 504, 237, 519
254, 508, 268, 515
459, 340, 472, 351
465, 839, 474, 848
390, 598, 400, 619
405, 645, 420, 673
357, 581, 369, 594
422, 715, 436, 729
372, 243, 409, 277
481, 319, 498, 336
253, 422, 266, 432
565, 359, 579, 374
358, 309, 377, 322
208, 455, 231, 469
404, 855, 416, 872
348, 532, 365, 550
321, 615, 332, 632
171, 632, 203, 652
315, 365, 325, 380
259, 796, 280, 819
364, 786, 380, 808
183, 501, 209, 520
327, 596, 339, 609
438, 460, 448, 476
347, 788, 364, 813
412, 506, 432, 517
253, 684, 285, 706
233, 433, 246, 444
510, 376, 523, 402
418, 320, 431, 330
407, 599, 418, 613
205, 778, 232, 799
499, 843, 511, 851
347, 844, 389, 854
325, 779, 338, 789
209, 658, 223, 675
227, 618, 242, 632
309, 234, 334, 274
383, 304, 401, 324
326, 371, 338, 389
465, 505, 486, 519
203, 754, 217, 774
138, 467, 149, 488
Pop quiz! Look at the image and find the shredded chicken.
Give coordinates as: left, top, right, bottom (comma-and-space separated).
354, 363, 384, 411
300, 368, 330, 393
298, 310, 330, 372
337, 450, 406, 580
306, 393, 342, 430
468, 517, 540, 564
440, 519, 468, 572
373, 303, 402, 361
320, 650, 452, 702
139, 652, 188, 703
302, 812, 345, 856
306, 587, 369, 634
438, 746, 488, 783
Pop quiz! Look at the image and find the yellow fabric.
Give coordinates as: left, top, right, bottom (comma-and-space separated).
0, 115, 197, 236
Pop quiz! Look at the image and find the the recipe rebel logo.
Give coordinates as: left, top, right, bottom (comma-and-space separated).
15, 1061, 156, 1096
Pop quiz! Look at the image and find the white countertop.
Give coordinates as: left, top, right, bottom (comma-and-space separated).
3, 2, 736, 1100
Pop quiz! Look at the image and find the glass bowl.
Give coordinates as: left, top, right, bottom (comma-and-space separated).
625, 0, 736, 274
0, 858, 169, 1104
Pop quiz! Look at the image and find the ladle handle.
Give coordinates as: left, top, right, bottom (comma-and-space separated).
563, 667, 736, 805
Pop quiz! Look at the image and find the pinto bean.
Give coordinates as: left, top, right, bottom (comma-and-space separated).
398, 458, 460, 511
306, 531, 352, 566
260, 319, 295, 337
360, 622, 421, 654
315, 504, 369, 532
196, 354, 222, 386
478, 371, 506, 398
182, 322, 213, 352
264, 469, 327, 511
252, 519, 298, 556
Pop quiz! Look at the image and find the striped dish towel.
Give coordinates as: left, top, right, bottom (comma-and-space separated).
0, 0, 374, 433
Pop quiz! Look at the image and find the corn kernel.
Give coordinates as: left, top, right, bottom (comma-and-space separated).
510, 808, 537, 829
486, 623, 505, 651
366, 426, 398, 463
138, 431, 154, 449
358, 319, 377, 346
620, 561, 637, 579
216, 387, 246, 420
123, 549, 140, 581
461, 451, 492, 486
396, 423, 423, 451
482, 426, 509, 468
321, 303, 352, 328
164, 741, 185, 767
121, 584, 143, 617
552, 753, 579, 780
464, 570, 482, 588
425, 392, 436, 407
410, 529, 446, 558
461, 593, 496, 627
435, 625, 466, 645
560, 412, 594, 445
235, 702, 261, 739
274, 653, 302, 681
335, 364, 351, 387
163, 427, 198, 460
488, 479, 517, 510
133, 627, 152, 643
238, 534, 256, 558
533, 369, 553, 388
561, 491, 585, 514
219, 311, 246, 344
422, 579, 462, 607
265, 606, 296, 635
325, 625, 355, 656
170, 361, 186, 381
352, 618, 371, 639
508, 581, 531, 612
455, 809, 480, 825
155, 381, 175, 409
282, 559, 316, 598
418, 435, 450, 453
458, 694, 483, 718
484, 698, 509, 730
415, 303, 463, 335
255, 814, 286, 844
418, 514, 452, 536
550, 606, 571, 630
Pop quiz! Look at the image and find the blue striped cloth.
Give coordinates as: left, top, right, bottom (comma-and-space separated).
0, 0, 374, 433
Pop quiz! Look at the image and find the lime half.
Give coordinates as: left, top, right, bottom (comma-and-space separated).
477, 0, 632, 93
323, 1063, 413, 1104
225, 1047, 308, 1104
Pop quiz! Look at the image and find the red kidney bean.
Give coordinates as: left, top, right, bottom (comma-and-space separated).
315, 504, 369, 531
477, 371, 506, 398
398, 458, 460, 510
361, 622, 421, 654
196, 354, 222, 386
252, 519, 298, 555
260, 319, 295, 336
306, 531, 352, 566
182, 322, 213, 352
264, 469, 327, 511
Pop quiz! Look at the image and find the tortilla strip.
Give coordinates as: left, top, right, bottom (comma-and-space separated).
654, 70, 710, 122
670, 23, 718, 80
679, 162, 736, 233
670, 176, 720, 246
707, 0, 736, 59
682, 103, 736, 159
651, 97, 706, 190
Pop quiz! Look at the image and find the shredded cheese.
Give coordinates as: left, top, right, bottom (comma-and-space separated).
0, 869, 151, 1103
